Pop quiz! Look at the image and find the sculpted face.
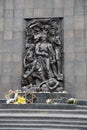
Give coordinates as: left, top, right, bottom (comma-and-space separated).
41, 34, 47, 41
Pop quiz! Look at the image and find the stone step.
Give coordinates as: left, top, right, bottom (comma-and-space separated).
0, 119, 87, 125
0, 103, 76, 109
0, 109, 87, 114
0, 123, 87, 129
76, 105, 87, 109
0, 109, 86, 129
0, 128, 77, 130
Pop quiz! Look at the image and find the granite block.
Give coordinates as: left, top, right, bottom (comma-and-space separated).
14, 0, 24, 9
75, 75, 87, 99
2, 40, 12, 52
13, 32, 23, 41
2, 52, 11, 62
12, 53, 22, 62
75, 61, 86, 76
0, 18, 3, 31
74, 38, 85, 53
74, 0, 85, 7
12, 41, 23, 53
5, 9, 13, 18
74, 16, 84, 30
10, 76, 21, 90
74, 29, 84, 39
37, 0, 53, 9
5, 0, 14, 9
64, 0, 74, 7
0, 9, 4, 17
14, 10, 24, 18
24, 0, 34, 9
1, 75, 10, 85
64, 8, 73, 16
0, 32, 3, 40
34, 9, 53, 17
0, 62, 1, 73
24, 9, 34, 18
84, 15, 87, 29
12, 62, 22, 76
1, 61, 11, 74
64, 38, 74, 53
74, 7, 84, 16
85, 0, 87, 7
53, 8, 64, 17
0, 0, 4, 10
54, 0, 64, 8
4, 31, 13, 40
74, 52, 85, 62
64, 30, 73, 39
4, 18, 13, 31
0, 54, 1, 62
84, 7, 87, 16
13, 18, 23, 31
0, 40, 3, 52
64, 17, 73, 30
64, 60, 74, 77
65, 53, 75, 62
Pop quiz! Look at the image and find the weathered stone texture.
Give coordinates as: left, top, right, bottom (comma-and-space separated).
0, 0, 86, 99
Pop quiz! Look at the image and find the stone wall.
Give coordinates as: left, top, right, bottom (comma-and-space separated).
0, 0, 87, 99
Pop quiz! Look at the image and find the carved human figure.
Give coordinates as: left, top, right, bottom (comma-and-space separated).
38, 78, 63, 92
49, 28, 62, 76
23, 49, 44, 86
35, 33, 55, 79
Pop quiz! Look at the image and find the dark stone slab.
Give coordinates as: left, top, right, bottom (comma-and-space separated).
0, 103, 76, 109
18, 92, 69, 103
77, 100, 87, 105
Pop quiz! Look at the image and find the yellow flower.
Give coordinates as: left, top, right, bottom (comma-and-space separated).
14, 96, 26, 104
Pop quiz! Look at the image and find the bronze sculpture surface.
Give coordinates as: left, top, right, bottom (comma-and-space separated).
22, 18, 64, 92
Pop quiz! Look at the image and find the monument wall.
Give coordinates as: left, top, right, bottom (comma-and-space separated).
0, 0, 87, 99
